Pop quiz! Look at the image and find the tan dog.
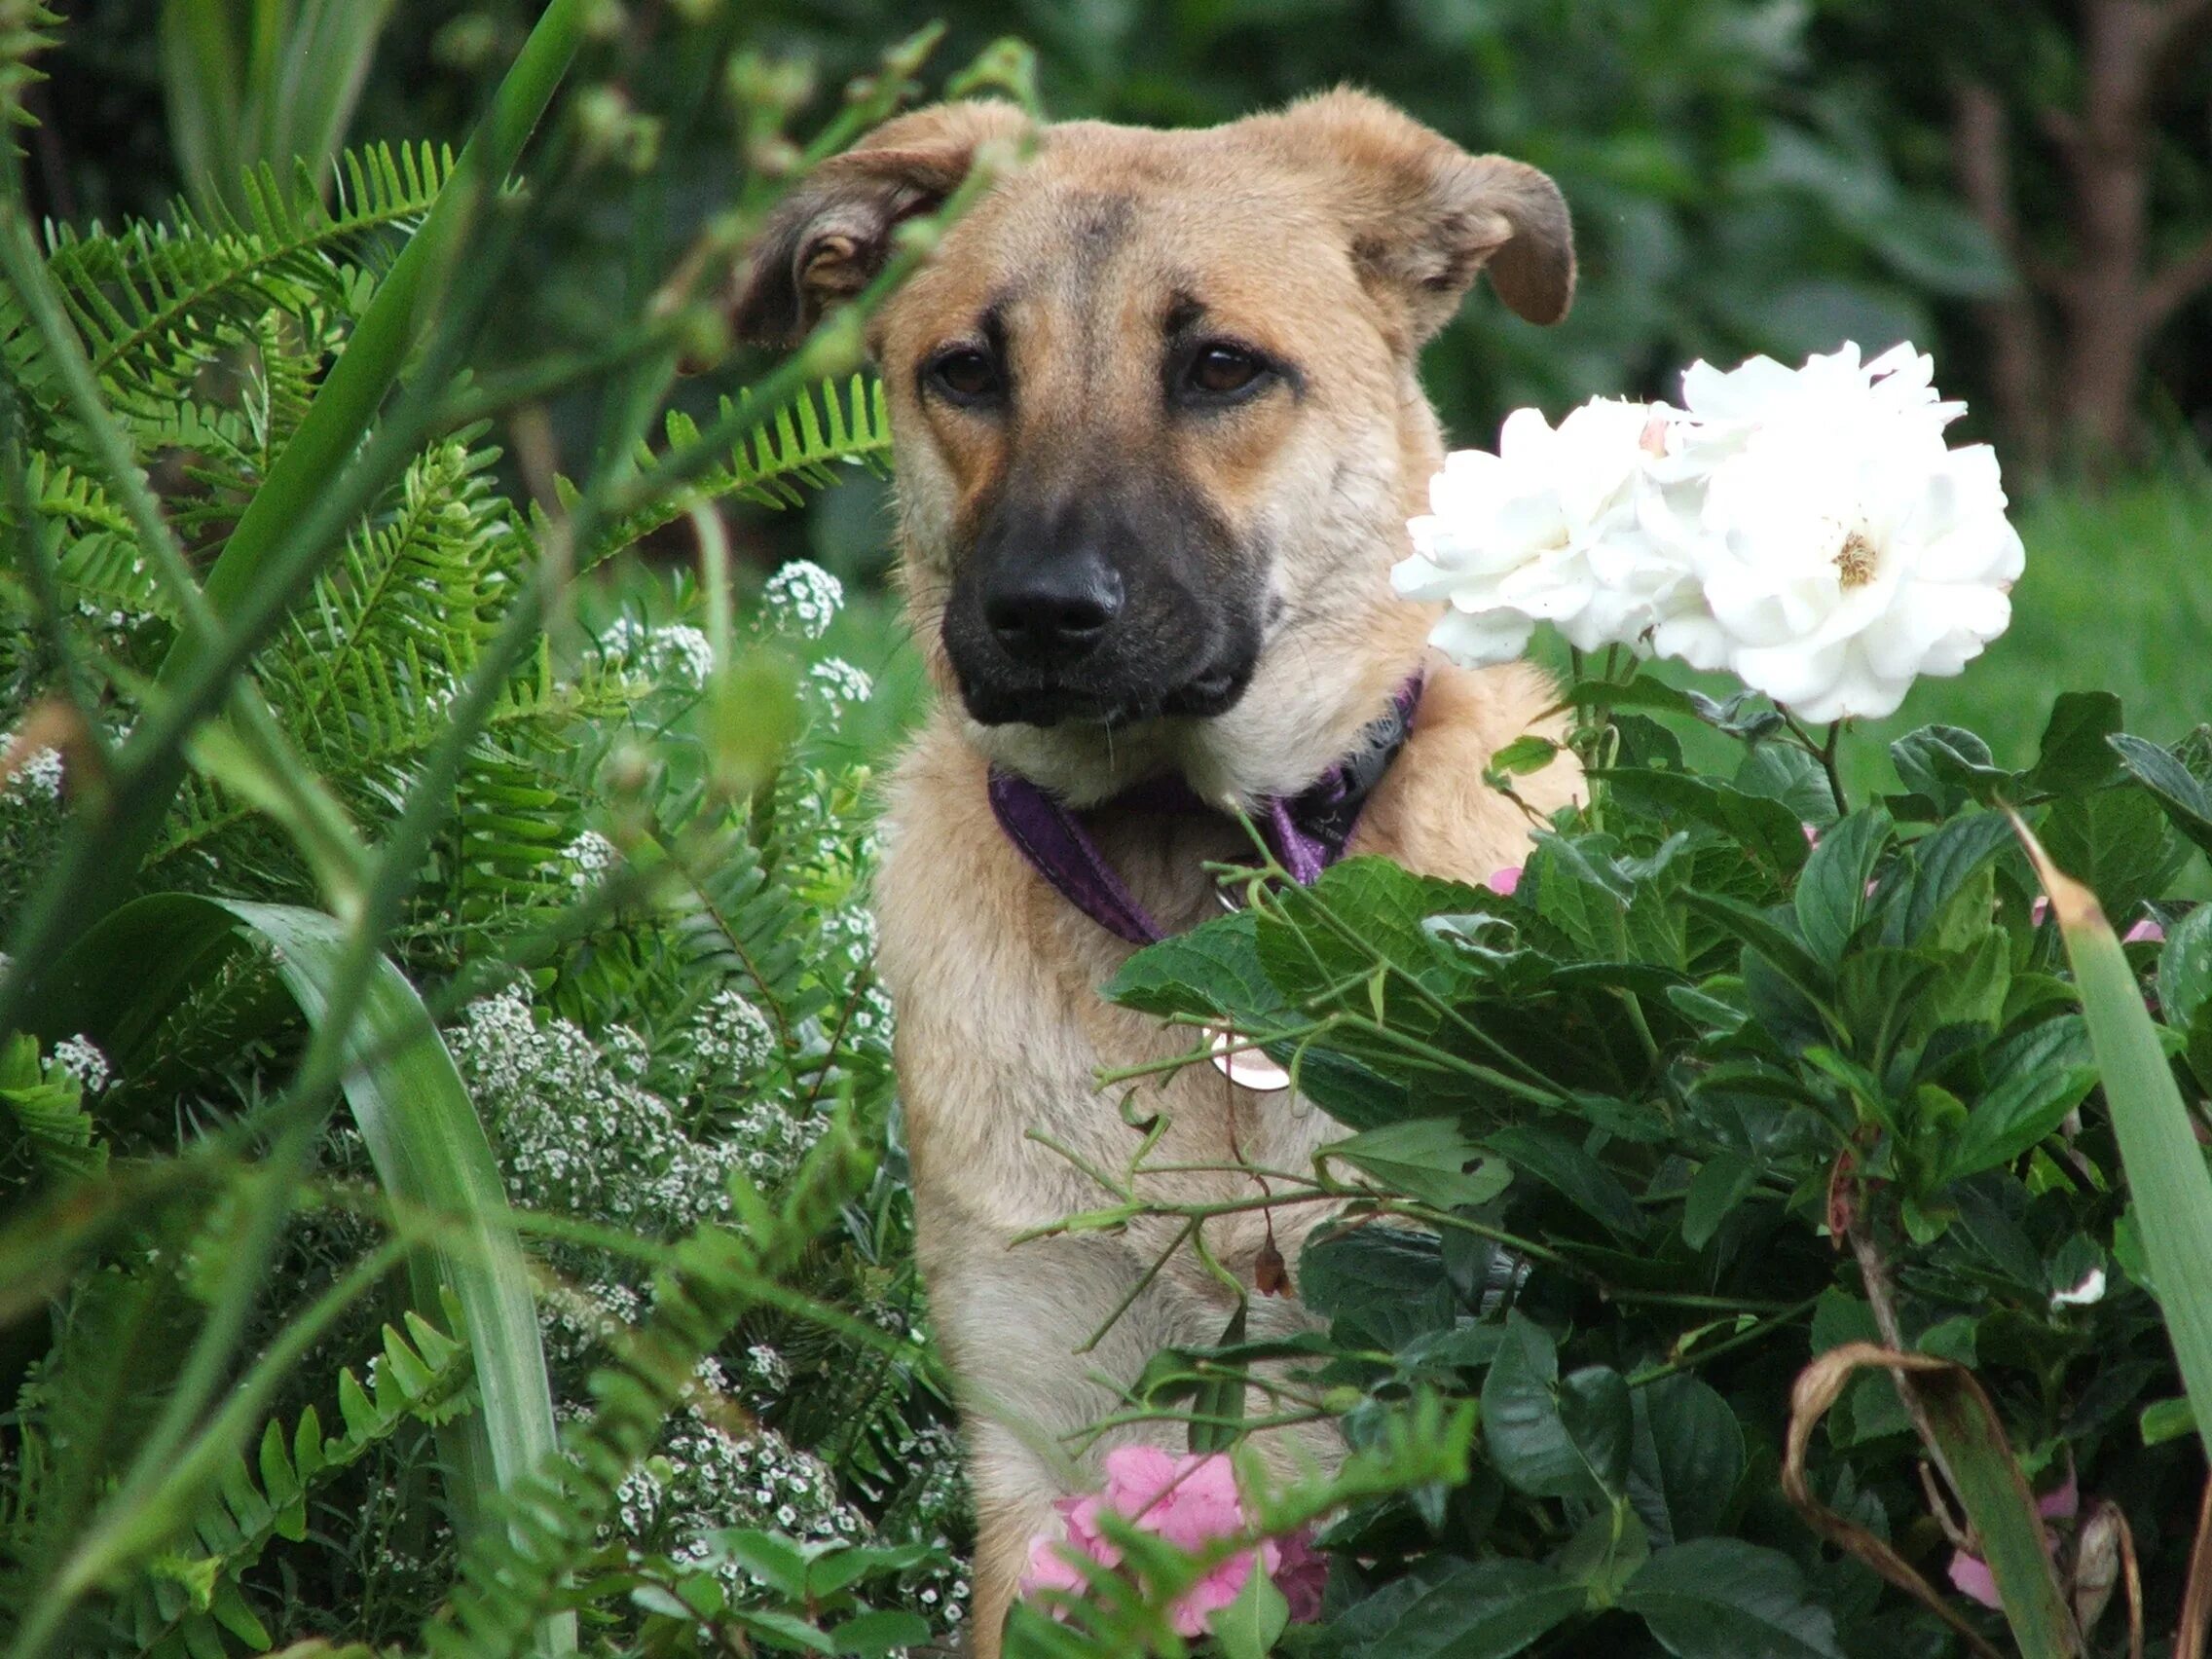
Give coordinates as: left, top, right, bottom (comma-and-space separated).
738, 90, 1582, 1652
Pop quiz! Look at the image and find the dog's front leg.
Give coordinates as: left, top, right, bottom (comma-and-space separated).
923, 1224, 1215, 1656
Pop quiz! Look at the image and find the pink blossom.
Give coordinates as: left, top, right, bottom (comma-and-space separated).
1017, 1446, 1328, 1636
1486, 865, 1522, 897
1947, 1473, 2079, 1608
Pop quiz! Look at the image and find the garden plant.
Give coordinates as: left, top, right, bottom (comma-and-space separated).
0, 6, 2210, 1659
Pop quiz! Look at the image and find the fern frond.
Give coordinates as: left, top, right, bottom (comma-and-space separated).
579, 374, 893, 571
0, 142, 451, 477
0, 1030, 106, 1185
116, 1307, 474, 1659
18, 451, 173, 620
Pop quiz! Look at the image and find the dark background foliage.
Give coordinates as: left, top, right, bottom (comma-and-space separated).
31, 0, 2212, 467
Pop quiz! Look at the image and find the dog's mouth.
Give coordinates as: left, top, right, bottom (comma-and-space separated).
959, 653, 1256, 729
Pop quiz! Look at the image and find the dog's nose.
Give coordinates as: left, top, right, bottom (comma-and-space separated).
983, 555, 1124, 664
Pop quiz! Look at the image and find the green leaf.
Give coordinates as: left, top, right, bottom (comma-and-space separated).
1680, 1153, 1757, 1252
1491, 734, 1561, 776
1213, 1561, 1290, 1659
1877, 811, 2013, 948
828, 1609, 933, 1657
2025, 692, 2124, 796
1891, 725, 2012, 815
1324, 1119, 1513, 1210
714, 1530, 811, 1601
1946, 1056, 2098, 1180
1485, 1124, 1646, 1243
1794, 808, 1891, 967
1620, 1540, 1842, 1658
1301, 1228, 1453, 1351
1108, 910, 1281, 1025
2041, 782, 2186, 919
1558, 1365, 1634, 1499
1336, 1557, 1586, 1658
2158, 903, 2212, 1030
2111, 730, 2212, 858
1627, 1377, 1745, 1545
1482, 1313, 1593, 1500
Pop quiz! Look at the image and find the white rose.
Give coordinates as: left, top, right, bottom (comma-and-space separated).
1392, 398, 1687, 665
1647, 348, 2023, 721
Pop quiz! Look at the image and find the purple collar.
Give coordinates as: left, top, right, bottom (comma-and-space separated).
986, 677, 1424, 945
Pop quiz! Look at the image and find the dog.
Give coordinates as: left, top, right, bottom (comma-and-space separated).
736, 89, 1583, 1653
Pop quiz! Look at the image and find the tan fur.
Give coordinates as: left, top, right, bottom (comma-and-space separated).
740, 88, 1582, 1654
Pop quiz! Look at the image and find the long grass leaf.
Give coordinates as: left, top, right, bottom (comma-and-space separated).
2016, 816, 2212, 1462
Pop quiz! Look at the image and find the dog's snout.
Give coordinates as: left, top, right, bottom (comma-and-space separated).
983, 549, 1124, 664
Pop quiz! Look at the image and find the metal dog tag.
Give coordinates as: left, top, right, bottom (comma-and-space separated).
1209, 1026, 1291, 1091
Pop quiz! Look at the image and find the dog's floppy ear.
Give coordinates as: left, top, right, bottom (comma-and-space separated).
1264, 89, 1574, 340
732, 99, 1030, 348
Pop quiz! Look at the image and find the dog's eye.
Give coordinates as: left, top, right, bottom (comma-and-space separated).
927, 348, 1002, 406
1187, 344, 1266, 397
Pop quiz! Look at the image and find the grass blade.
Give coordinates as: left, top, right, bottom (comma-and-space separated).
2016, 814, 2212, 1463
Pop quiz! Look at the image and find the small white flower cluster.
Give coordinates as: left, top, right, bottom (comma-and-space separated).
691, 987, 778, 1083
3, 743, 63, 805
762, 560, 844, 641
1394, 343, 2025, 722
608, 1407, 865, 1552
51, 1033, 109, 1094
822, 904, 877, 975
806, 656, 873, 709
600, 616, 716, 691
565, 830, 618, 894
448, 988, 810, 1231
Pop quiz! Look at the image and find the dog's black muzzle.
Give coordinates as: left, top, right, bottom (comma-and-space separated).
941, 483, 1263, 728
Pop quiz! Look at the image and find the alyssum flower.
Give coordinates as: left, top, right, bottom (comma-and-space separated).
1396, 343, 2025, 723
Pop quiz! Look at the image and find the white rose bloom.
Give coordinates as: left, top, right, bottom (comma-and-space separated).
1646, 348, 2023, 721
1403, 341, 2022, 721
1392, 398, 1686, 666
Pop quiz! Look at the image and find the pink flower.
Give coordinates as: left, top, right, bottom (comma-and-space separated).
1947, 1473, 2079, 1608
1017, 1446, 1328, 1636
1486, 865, 1522, 897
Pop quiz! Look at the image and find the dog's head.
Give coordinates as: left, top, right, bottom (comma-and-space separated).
736, 91, 1572, 801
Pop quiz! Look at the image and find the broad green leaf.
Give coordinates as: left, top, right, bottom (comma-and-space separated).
1324, 1119, 1513, 1211
714, 1530, 811, 1601
1336, 1557, 1585, 1658
227, 903, 556, 1528
2157, 903, 2212, 1030
1628, 1377, 1745, 1545
1108, 910, 1280, 1025
1619, 1539, 1844, 1659
1558, 1365, 1634, 1499
2024, 692, 2123, 796
2110, 730, 2212, 858
1213, 1561, 1289, 1659
1794, 808, 1891, 967
1877, 811, 2013, 948
1482, 1313, 1594, 1501
1680, 1152, 1757, 1251
828, 1609, 933, 1657
1485, 1124, 1645, 1243
1891, 725, 2011, 815
2041, 782, 2186, 920
1301, 1228, 1454, 1351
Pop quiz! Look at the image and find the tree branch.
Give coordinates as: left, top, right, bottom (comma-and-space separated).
2144, 226, 2212, 323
